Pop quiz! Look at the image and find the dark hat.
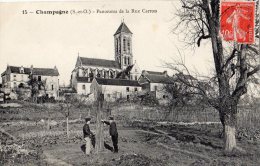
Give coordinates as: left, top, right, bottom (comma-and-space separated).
85, 117, 91, 122
109, 116, 114, 120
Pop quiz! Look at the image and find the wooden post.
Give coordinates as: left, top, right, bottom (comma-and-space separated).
95, 93, 104, 154
258, 0, 260, 59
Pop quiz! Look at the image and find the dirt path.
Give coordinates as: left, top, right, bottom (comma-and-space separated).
43, 151, 72, 166
42, 129, 205, 165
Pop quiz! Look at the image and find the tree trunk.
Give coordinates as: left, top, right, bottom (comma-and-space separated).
222, 102, 238, 152
224, 124, 236, 152
219, 111, 225, 138
66, 117, 69, 138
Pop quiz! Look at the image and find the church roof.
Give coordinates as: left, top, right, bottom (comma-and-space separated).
95, 78, 141, 87
79, 57, 121, 69
114, 22, 132, 35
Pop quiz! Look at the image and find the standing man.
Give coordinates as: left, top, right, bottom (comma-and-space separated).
102, 116, 118, 153
83, 117, 94, 155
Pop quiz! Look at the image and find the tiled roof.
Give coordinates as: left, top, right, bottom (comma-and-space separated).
9, 66, 31, 74
175, 73, 197, 80
95, 78, 141, 87
3, 66, 59, 76
32, 68, 59, 76
114, 22, 132, 35
145, 74, 174, 84
146, 71, 165, 75
79, 57, 121, 69
76, 77, 90, 83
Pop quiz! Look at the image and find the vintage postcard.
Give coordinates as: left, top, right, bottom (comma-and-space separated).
0, 0, 259, 165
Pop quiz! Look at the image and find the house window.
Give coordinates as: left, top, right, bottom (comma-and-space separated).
13, 82, 17, 88
107, 94, 111, 98
134, 87, 138, 92
154, 86, 157, 91
82, 85, 85, 90
127, 95, 130, 101
135, 76, 138, 80
38, 76, 41, 81
126, 87, 129, 92
13, 75, 16, 77
110, 71, 114, 78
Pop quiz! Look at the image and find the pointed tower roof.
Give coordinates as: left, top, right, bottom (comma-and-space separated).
114, 22, 132, 35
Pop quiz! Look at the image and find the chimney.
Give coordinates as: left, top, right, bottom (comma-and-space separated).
54, 65, 57, 70
30, 65, 33, 74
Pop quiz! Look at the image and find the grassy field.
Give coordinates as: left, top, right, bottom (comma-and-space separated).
0, 101, 260, 165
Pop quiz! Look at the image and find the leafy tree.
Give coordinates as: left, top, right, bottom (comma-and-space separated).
27, 74, 47, 103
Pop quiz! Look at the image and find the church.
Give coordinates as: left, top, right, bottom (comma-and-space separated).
70, 21, 141, 95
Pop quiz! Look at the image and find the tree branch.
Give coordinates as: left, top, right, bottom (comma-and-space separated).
197, 34, 211, 47
247, 65, 260, 78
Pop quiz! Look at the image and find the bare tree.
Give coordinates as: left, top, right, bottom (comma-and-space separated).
170, 0, 259, 152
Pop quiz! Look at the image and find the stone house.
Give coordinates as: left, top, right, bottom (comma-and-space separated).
1, 65, 60, 99
138, 70, 173, 104
90, 77, 142, 102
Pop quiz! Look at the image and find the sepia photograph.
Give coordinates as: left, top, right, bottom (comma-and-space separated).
0, 0, 259, 165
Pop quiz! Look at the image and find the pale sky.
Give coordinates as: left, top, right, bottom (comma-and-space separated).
0, 1, 213, 85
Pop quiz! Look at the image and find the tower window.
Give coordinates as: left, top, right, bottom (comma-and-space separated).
127, 40, 130, 52
82, 85, 86, 90
123, 38, 126, 52
51, 84, 54, 90
124, 57, 127, 65
128, 57, 130, 65
97, 72, 101, 78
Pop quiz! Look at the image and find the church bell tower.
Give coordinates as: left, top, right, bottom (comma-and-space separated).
114, 21, 133, 69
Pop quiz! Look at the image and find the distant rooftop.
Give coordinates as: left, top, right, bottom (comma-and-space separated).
140, 70, 173, 84
95, 78, 141, 87
1, 65, 59, 76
